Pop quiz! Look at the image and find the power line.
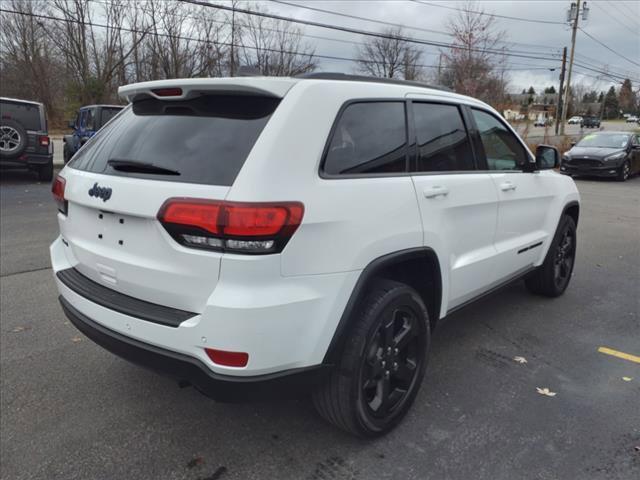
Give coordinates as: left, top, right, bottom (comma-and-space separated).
591, 1, 638, 36
578, 27, 640, 68
178, 0, 563, 62
408, 0, 566, 25
0, 7, 558, 75
269, 0, 561, 54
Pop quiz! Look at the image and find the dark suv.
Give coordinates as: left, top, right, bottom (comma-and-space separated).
581, 116, 601, 129
0, 97, 54, 181
63, 105, 123, 163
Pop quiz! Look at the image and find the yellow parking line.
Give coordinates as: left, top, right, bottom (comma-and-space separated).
598, 347, 640, 364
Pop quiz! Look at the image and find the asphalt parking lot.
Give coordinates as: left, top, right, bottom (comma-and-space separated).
1, 170, 638, 480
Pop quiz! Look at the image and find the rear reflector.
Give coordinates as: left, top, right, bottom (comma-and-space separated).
158, 199, 304, 254
51, 175, 67, 214
152, 87, 183, 97
205, 348, 249, 367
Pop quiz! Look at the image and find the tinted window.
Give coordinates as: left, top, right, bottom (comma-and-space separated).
413, 102, 474, 172
0, 101, 42, 131
85, 109, 95, 130
472, 109, 528, 170
69, 95, 280, 186
324, 102, 407, 175
99, 107, 123, 127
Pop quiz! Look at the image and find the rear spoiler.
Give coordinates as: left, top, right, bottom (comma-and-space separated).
118, 77, 297, 103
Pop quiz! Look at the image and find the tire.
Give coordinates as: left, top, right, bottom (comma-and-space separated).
37, 160, 54, 182
0, 119, 28, 159
63, 143, 71, 164
312, 280, 430, 437
525, 215, 577, 297
616, 160, 630, 182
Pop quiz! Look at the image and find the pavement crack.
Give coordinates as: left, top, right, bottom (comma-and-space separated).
0, 266, 52, 278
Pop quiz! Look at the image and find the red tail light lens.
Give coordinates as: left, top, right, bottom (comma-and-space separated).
205, 348, 249, 367
152, 88, 183, 97
52, 175, 67, 214
157, 199, 304, 254
39, 135, 50, 147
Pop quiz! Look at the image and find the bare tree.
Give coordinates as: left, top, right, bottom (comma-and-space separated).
0, 0, 65, 120
355, 27, 424, 80
239, 6, 316, 76
439, 1, 508, 103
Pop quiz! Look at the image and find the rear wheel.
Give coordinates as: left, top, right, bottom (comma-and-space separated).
525, 215, 576, 297
313, 280, 430, 437
617, 160, 630, 182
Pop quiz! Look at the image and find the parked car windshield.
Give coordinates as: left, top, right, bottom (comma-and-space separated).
576, 133, 630, 149
68, 95, 280, 186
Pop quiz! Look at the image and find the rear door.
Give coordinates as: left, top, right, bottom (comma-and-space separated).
408, 101, 499, 310
469, 108, 555, 282
59, 93, 280, 313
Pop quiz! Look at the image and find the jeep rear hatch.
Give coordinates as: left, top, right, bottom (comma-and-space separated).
57, 87, 284, 313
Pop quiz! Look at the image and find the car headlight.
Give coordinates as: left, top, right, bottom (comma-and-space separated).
604, 152, 626, 162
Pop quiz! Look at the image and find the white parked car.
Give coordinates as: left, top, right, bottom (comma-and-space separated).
626, 115, 638, 123
567, 116, 582, 124
50, 74, 580, 437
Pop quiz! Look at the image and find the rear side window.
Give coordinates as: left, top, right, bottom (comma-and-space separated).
412, 102, 474, 172
323, 102, 407, 175
471, 109, 528, 170
0, 101, 42, 131
69, 95, 280, 186
99, 107, 122, 127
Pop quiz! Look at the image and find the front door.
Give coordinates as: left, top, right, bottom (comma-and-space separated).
469, 108, 554, 282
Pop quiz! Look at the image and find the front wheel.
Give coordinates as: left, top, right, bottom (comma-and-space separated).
525, 215, 577, 297
617, 160, 630, 182
313, 280, 430, 437
63, 143, 71, 164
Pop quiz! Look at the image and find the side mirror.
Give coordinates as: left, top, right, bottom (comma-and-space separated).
68, 120, 76, 129
570, 141, 576, 147
535, 144, 559, 170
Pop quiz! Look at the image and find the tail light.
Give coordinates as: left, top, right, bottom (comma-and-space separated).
39, 135, 50, 147
52, 175, 67, 215
158, 199, 304, 254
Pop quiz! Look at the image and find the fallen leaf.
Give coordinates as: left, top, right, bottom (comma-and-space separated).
536, 387, 557, 397
12, 326, 32, 333
513, 356, 528, 364
71, 336, 83, 343
186, 457, 204, 469
622, 377, 633, 382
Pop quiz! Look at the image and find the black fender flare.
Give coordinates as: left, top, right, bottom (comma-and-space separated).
322, 247, 442, 365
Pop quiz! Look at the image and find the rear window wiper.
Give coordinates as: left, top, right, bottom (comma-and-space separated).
107, 159, 180, 176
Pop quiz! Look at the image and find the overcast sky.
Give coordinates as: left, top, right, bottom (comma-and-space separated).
253, 0, 639, 93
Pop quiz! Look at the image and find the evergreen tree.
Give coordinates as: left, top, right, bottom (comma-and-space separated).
527, 86, 536, 95
603, 86, 619, 119
544, 86, 556, 94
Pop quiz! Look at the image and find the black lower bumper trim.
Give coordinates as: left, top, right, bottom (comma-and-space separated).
59, 296, 330, 402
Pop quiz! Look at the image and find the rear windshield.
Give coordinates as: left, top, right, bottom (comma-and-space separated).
0, 101, 43, 131
69, 95, 280, 186
99, 107, 123, 127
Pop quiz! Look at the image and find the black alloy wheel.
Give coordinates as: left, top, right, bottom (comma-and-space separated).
553, 225, 575, 291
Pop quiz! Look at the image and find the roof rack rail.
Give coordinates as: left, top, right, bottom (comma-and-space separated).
295, 72, 451, 92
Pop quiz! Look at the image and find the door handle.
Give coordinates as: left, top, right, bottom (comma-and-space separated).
500, 182, 517, 192
423, 186, 449, 198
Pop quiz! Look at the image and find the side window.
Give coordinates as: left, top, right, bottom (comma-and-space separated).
85, 109, 95, 130
324, 102, 407, 175
79, 110, 88, 129
413, 102, 474, 172
471, 109, 528, 171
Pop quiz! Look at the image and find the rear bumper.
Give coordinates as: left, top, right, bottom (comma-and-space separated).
59, 296, 330, 401
0, 153, 53, 168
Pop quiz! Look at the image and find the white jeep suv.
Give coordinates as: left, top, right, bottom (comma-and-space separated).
51, 74, 580, 437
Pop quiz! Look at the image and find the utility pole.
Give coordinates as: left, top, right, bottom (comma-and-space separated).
560, 1, 589, 135
556, 47, 567, 135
